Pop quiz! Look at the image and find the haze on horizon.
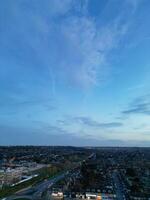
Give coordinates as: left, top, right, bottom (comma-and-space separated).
0, 0, 150, 147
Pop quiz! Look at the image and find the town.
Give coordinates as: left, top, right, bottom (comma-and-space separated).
0, 146, 149, 200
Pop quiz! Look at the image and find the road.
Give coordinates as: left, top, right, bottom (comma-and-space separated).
4, 172, 66, 200
4, 153, 93, 200
4, 196, 32, 200
112, 170, 126, 200
32, 173, 66, 199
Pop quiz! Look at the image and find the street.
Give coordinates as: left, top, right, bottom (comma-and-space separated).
4, 172, 66, 200
112, 170, 125, 200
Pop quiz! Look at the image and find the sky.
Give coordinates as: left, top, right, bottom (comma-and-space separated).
0, 0, 150, 146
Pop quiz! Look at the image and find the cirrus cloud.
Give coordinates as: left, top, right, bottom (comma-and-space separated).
122, 94, 150, 116
58, 116, 123, 129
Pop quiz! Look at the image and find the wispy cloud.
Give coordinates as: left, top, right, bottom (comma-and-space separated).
58, 116, 123, 129
127, 83, 145, 91
126, 0, 141, 11
122, 94, 150, 116
59, 6, 129, 88
0, 0, 138, 90
0, 94, 56, 116
1, 124, 149, 146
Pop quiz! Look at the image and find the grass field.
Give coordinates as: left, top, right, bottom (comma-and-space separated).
0, 165, 62, 198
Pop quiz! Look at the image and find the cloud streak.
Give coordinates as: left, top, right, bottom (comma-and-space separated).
59, 116, 123, 129
122, 95, 150, 116
2, 124, 148, 146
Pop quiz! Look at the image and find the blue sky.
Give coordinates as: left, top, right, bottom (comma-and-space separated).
0, 0, 150, 146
